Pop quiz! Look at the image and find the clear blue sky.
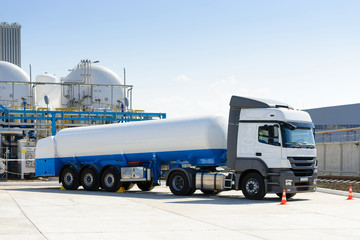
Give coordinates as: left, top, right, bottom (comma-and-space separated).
1, 0, 360, 118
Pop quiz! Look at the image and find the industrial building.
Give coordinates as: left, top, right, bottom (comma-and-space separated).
305, 104, 360, 176
305, 104, 360, 131
305, 104, 360, 143
0, 60, 166, 179
0, 22, 21, 67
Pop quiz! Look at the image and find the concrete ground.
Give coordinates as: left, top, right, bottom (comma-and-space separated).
0, 182, 359, 240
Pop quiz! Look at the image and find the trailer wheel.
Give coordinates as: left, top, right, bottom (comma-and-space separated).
61, 167, 80, 190
276, 193, 296, 199
241, 172, 266, 200
137, 181, 155, 191
101, 167, 121, 192
169, 171, 191, 196
122, 182, 135, 190
81, 168, 100, 191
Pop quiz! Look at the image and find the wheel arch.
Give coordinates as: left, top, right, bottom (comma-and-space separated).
79, 164, 102, 178
99, 164, 122, 180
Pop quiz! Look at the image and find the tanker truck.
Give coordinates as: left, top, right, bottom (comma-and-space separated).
35, 96, 318, 200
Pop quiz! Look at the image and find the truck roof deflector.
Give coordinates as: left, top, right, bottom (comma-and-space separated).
229, 96, 290, 109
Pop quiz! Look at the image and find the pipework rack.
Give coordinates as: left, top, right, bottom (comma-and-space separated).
0, 103, 166, 136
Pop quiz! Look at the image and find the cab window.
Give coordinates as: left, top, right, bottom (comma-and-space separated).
258, 125, 280, 146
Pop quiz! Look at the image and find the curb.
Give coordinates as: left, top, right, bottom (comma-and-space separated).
317, 187, 360, 198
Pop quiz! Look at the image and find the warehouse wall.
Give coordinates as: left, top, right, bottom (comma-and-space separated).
316, 141, 360, 176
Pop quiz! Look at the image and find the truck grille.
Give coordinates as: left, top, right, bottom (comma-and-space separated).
288, 157, 316, 177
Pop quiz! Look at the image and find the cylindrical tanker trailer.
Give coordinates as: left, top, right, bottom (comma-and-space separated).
35, 96, 318, 200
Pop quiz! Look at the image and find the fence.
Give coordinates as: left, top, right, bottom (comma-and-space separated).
315, 128, 360, 143
316, 128, 360, 176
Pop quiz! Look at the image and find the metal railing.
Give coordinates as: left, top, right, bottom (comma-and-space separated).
0, 103, 166, 136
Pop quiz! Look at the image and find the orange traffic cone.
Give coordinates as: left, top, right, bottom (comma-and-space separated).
280, 189, 287, 205
347, 186, 354, 200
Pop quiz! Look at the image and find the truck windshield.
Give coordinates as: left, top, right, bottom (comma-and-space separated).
281, 122, 315, 149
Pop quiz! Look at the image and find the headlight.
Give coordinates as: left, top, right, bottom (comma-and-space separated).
285, 179, 293, 186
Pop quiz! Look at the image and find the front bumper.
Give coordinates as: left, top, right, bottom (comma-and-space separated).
267, 169, 318, 194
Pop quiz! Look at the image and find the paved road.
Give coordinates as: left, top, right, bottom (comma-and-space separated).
0, 182, 359, 240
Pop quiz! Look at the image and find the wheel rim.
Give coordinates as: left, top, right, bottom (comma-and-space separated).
83, 172, 94, 187
172, 175, 184, 191
64, 172, 73, 185
246, 178, 259, 195
104, 173, 114, 188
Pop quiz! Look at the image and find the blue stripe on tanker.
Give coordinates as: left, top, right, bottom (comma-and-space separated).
35, 148, 227, 176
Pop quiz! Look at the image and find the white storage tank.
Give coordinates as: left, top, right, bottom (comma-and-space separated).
0, 61, 30, 106
62, 64, 125, 109
35, 73, 61, 109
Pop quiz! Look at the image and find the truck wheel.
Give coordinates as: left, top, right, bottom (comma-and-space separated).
81, 168, 99, 191
241, 172, 266, 200
187, 187, 196, 196
169, 171, 191, 196
102, 167, 121, 192
61, 167, 80, 190
137, 181, 155, 191
276, 193, 296, 199
122, 182, 135, 190
201, 190, 221, 195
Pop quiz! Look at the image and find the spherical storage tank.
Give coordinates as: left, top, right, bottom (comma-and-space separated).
0, 61, 30, 106
35, 73, 61, 109
63, 64, 125, 108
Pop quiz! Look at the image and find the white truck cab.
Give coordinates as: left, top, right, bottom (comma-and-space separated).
227, 96, 317, 199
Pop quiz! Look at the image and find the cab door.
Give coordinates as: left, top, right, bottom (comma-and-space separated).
255, 123, 282, 168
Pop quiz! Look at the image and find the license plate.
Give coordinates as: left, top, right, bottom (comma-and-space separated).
300, 177, 309, 182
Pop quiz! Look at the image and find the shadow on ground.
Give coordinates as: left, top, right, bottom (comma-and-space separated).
1, 183, 310, 205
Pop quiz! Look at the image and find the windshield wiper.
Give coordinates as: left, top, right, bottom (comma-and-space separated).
286, 142, 315, 148
301, 142, 315, 149
289, 143, 301, 148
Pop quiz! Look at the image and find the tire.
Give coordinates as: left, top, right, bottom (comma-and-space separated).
169, 171, 192, 196
276, 193, 296, 199
187, 187, 196, 196
241, 172, 266, 200
81, 168, 100, 191
201, 189, 221, 195
101, 167, 121, 192
61, 166, 80, 190
122, 182, 135, 191
137, 181, 155, 191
